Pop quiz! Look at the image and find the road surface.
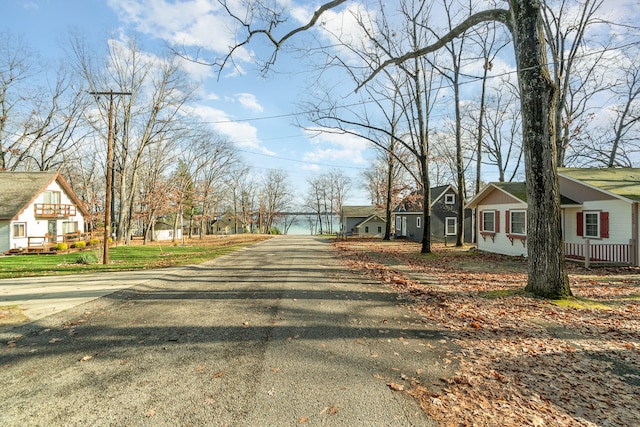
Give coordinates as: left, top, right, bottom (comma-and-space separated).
0, 236, 455, 426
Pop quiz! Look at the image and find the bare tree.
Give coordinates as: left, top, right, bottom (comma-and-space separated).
261, 170, 294, 234
213, 0, 572, 297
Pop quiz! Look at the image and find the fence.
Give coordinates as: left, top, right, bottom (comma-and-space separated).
565, 239, 636, 268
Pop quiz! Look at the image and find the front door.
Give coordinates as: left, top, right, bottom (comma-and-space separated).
48, 220, 57, 242
400, 217, 407, 237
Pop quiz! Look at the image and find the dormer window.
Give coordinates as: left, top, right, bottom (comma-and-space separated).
445, 194, 455, 204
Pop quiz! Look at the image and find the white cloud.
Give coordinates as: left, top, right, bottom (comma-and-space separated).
107, 0, 252, 61
301, 127, 370, 168
184, 104, 274, 155
235, 93, 263, 112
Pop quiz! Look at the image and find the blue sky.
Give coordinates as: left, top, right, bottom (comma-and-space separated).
2, 0, 639, 206
3, 0, 375, 204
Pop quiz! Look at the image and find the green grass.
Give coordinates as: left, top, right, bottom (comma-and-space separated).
551, 296, 613, 310
0, 243, 251, 279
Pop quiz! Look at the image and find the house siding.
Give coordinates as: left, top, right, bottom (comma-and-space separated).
564, 199, 631, 245
477, 203, 528, 257
559, 176, 617, 202
358, 219, 386, 237
5, 180, 86, 252
0, 222, 9, 253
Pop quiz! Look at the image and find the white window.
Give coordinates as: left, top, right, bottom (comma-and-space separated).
584, 212, 599, 238
445, 194, 455, 204
416, 216, 421, 228
510, 210, 527, 235
482, 211, 495, 233
13, 223, 26, 238
62, 221, 78, 234
446, 217, 457, 235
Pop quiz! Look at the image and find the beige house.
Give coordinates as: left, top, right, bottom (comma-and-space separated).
466, 168, 640, 266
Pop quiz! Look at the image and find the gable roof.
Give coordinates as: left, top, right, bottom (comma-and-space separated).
341, 205, 385, 218
394, 185, 457, 212
466, 181, 581, 209
559, 168, 640, 202
355, 214, 386, 228
0, 171, 89, 220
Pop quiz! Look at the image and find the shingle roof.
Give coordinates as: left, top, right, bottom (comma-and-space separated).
0, 172, 89, 220
559, 168, 640, 202
341, 206, 385, 218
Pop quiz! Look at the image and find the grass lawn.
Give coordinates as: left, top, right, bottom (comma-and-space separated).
0, 235, 271, 279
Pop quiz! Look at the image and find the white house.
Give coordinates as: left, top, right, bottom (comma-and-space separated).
466, 168, 640, 266
0, 172, 89, 254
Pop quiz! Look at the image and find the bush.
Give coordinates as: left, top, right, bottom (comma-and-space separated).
52, 242, 68, 251
87, 238, 101, 247
75, 253, 98, 265
73, 241, 87, 249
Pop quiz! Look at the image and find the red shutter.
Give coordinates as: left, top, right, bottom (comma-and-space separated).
601, 212, 609, 238
505, 210, 510, 234
479, 211, 483, 232
577, 212, 583, 237
495, 211, 500, 233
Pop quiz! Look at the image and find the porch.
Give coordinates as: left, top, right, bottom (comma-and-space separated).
564, 239, 637, 268
3, 231, 105, 255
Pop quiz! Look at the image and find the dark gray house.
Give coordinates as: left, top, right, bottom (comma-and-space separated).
393, 185, 472, 243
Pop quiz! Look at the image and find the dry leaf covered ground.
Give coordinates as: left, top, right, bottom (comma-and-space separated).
333, 238, 640, 427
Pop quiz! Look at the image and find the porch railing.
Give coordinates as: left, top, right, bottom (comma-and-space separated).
34, 203, 77, 218
19, 231, 104, 253
565, 239, 636, 268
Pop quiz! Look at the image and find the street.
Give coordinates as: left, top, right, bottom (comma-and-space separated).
0, 236, 454, 426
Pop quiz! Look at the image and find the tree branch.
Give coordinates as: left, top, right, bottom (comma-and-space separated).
356, 8, 511, 91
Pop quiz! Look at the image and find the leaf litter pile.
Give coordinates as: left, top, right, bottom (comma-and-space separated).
333, 239, 639, 426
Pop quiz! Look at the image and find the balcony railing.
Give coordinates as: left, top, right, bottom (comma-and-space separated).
34, 203, 77, 218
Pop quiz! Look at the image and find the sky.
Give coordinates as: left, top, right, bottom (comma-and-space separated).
2, 0, 639, 207
2, 0, 377, 205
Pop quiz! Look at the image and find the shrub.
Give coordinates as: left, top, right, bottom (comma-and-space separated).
75, 253, 98, 265
52, 242, 68, 251
87, 238, 101, 247
73, 241, 87, 249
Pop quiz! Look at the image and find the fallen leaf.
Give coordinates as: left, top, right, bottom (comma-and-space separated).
144, 408, 156, 417
328, 405, 338, 415
196, 365, 206, 372
79, 355, 93, 362
299, 416, 309, 423
387, 383, 405, 391
212, 371, 224, 379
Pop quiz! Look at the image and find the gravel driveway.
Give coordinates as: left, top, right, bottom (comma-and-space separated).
0, 236, 455, 426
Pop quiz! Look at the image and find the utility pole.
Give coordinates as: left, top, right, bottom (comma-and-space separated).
90, 91, 131, 265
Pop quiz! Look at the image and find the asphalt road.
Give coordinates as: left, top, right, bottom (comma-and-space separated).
0, 236, 455, 426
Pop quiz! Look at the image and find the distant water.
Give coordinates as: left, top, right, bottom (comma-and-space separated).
278, 215, 340, 236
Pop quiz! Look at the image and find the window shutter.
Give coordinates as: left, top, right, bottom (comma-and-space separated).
577, 212, 583, 237
495, 211, 500, 233
601, 212, 609, 238
479, 211, 483, 232
505, 210, 510, 234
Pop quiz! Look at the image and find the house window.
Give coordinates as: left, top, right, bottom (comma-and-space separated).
416, 217, 421, 228
62, 221, 79, 234
446, 217, 457, 236
43, 191, 61, 204
377, 226, 382, 233
510, 210, 527, 235
482, 211, 496, 233
13, 223, 26, 238
445, 194, 455, 204
365, 226, 369, 233
584, 212, 600, 238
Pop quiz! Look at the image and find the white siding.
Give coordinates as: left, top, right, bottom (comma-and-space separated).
477, 203, 528, 257
564, 199, 631, 245
8, 180, 86, 250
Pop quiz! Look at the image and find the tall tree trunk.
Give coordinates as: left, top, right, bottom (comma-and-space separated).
383, 139, 395, 241
510, 0, 571, 298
